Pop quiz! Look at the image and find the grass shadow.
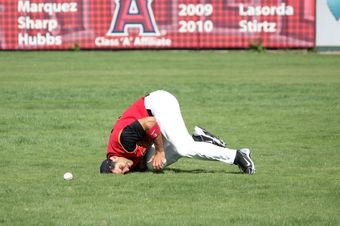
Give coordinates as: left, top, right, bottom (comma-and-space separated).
163, 167, 242, 174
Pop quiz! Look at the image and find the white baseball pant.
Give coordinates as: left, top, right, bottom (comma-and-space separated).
144, 90, 237, 170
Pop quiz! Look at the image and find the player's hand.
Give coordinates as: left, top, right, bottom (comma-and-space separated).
148, 151, 166, 171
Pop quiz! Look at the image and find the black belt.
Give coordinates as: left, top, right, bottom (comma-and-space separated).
146, 109, 153, 117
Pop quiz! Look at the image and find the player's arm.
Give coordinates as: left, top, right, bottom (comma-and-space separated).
149, 131, 165, 170
138, 117, 166, 170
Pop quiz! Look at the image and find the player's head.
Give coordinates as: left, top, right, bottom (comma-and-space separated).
100, 159, 116, 174
100, 156, 133, 174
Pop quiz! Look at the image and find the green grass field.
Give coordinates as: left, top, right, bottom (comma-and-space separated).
0, 51, 339, 226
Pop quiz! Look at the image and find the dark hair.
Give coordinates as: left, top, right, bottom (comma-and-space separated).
100, 159, 116, 173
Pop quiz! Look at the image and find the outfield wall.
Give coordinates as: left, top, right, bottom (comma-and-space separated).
0, 0, 315, 50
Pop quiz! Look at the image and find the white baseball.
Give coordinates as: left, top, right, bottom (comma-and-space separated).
63, 172, 73, 180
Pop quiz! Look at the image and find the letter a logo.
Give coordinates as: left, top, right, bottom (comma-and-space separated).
107, 0, 159, 36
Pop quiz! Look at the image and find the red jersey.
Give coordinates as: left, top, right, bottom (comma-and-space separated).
107, 96, 160, 170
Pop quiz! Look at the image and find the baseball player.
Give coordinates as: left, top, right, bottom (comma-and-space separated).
100, 90, 255, 175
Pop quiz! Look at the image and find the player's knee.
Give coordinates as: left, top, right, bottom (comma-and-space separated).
173, 140, 196, 157
146, 161, 155, 171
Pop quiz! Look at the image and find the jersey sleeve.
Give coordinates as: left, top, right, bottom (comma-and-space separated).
119, 120, 146, 152
146, 123, 161, 140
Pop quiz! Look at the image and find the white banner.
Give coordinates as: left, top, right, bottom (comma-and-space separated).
316, 0, 340, 47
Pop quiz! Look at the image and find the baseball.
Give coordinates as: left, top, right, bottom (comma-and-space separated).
63, 172, 73, 180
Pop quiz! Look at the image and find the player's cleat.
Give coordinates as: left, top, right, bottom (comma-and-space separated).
234, 148, 256, 175
192, 126, 226, 148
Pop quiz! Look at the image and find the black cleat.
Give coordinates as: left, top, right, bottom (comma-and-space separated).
234, 148, 256, 175
192, 126, 226, 148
